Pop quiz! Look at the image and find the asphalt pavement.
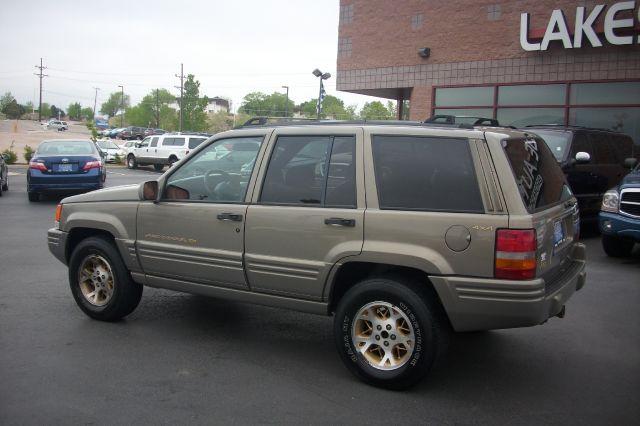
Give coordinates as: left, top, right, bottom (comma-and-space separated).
1, 165, 639, 425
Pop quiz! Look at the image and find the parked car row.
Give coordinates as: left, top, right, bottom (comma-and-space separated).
98, 126, 165, 140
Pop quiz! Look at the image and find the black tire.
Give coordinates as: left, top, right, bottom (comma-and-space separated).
168, 156, 178, 167
1, 175, 7, 191
602, 234, 634, 258
334, 276, 450, 390
27, 191, 39, 202
153, 164, 164, 172
68, 236, 143, 321
127, 155, 138, 169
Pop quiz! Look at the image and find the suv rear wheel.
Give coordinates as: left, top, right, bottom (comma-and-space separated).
334, 276, 449, 389
602, 234, 634, 257
153, 164, 164, 172
69, 236, 143, 321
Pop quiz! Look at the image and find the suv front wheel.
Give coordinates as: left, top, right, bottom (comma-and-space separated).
334, 276, 449, 389
69, 236, 143, 321
127, 155, 137, 169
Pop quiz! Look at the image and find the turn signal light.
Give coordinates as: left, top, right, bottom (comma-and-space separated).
55, 204, 63, 227
83, 160, 102, 171
29, 161, 47, 171
495, 229, 537, 280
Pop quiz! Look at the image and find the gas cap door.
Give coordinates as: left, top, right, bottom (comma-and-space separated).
445, 225, 471, 252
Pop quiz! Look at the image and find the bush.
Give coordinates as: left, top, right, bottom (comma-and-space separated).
2, 149, 17, 164
114, 153, 124, 164
24, 145, 34, 162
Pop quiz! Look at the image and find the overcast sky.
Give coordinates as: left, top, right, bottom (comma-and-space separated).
0, 0, 381, 115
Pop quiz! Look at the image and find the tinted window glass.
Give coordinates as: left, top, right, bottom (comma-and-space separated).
498, 84, 566, 106
37, 140, 96, 155
164, 137, 263, 202
372, 136, 483, 213
529, 130, 572, 161
161, 137, 173, 146
261, 136, 331, 205
325, 136, 356, 208
434, 87, 493, 107
570, 132, 592, 157
189, 137, 206, 149
497, 108, 564, 127
589, 133, 616, 164
570, 82, 640, 105
502, 136, 572, 212
172, 137, 186, 147
150, 138, 158, 148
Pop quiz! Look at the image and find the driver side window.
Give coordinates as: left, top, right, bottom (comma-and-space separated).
163, 136, 263, 202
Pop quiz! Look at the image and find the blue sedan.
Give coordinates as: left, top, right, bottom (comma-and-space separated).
27, 140, 107, 202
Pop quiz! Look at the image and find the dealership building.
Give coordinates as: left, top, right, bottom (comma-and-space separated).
336, 0, 640, 141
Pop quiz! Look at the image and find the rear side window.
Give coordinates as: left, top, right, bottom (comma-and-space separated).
372, 135, 483, 213
189, 137, 206, 149
503, 136, 572, 212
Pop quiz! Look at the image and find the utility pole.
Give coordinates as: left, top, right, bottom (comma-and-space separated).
282, 85, 289, 117
155, 89, 160, 128
34, 58, 48, 123
118, 85, 124, 127
93, 87, 100, 120
174, 63, 184, 132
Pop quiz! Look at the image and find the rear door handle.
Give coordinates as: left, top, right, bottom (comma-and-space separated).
324, 218, 356, 227
217, 213, 243, 222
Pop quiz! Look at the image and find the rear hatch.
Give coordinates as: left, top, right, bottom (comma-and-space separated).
501, 134, 580, 283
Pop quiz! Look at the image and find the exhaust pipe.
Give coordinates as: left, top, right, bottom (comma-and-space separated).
556, 305, 566, 319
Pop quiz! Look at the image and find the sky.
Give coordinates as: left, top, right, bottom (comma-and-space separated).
0, 0, 382, 115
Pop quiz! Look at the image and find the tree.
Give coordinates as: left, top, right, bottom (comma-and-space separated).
100, 91, 130, 118
67, 102, 82, 120
50, 105, 64, 119
81, 107, 94, 120
359, 101, 394, 120
2, 99, 24, 119
299, 95, 355, 119
207, 110, 236, 134
238, 91, 294, 117
135, 89, 175, 128
0, 92, 14, 112
180, 74, 208, 131
23, 101, 34, 113
39, 103, 51, 119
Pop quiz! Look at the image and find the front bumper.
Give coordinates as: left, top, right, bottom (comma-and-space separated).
599, 211, 640, 241
48, 228, 69, 265
430, 243, 587, 332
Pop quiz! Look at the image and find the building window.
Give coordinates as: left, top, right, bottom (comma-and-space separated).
487, 4, 501, 21
340, 4, 354, 25
411, 13, 423, 30
338, 37, 352, 58
432, 81, 640, 142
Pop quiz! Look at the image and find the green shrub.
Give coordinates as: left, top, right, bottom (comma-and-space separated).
2, 149, 17, 164
114, 153, 123, 164
24, 145, 34, 162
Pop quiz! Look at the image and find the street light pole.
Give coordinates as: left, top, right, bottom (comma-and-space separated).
118, 85, 124, 127
93, 87, 100, 120
312, 69, 331, 120
282, 85, 289, 117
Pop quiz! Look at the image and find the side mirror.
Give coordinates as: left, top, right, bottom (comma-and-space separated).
135, 143, 141, 148
141, 181, 159, 201
575, 151, 591, 164
623, 157, 638, 169
1, 153, 9, 161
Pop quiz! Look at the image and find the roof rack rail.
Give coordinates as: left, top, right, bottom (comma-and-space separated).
524, 124, 620, 132
238, 116, 475, 129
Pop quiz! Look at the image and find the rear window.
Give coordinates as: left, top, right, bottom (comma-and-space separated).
371, 135, 484, 213
502, 136, 572, 212
37, 141, 96, 155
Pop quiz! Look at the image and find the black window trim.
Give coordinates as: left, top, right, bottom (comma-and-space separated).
371, 134, 486, 214
159, 134, 266, 204
258, 134, 358, 209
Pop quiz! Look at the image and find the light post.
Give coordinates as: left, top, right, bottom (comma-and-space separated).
282, 85, 289, 117
312, 69, 331, 120
93, 87, 100, 120
118, 85, 124, 127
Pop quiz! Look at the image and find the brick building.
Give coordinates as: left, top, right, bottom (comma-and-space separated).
336, 0, 640, 141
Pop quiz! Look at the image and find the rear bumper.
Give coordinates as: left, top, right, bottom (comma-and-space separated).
29, 182, 103, 192
28, 170, 103, 192
48, 228, 68, 265
599, 211, 640, 241
431, 243, 587, 332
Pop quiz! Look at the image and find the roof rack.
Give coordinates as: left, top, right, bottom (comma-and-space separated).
524, 124, 620, 132
425, 114, 501, 127
238, 116, 475, 129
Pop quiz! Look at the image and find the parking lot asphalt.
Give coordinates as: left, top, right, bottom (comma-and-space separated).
1, 165, 639, 425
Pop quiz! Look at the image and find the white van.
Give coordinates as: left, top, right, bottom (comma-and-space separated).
126, 133, 209, 171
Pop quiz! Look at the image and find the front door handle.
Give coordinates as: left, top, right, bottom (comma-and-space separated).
217, 212, 243, 222
324, 217, 356, 227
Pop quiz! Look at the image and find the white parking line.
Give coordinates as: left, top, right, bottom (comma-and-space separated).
8, 172, 23, 176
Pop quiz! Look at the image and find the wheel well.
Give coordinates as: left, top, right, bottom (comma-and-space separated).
169, 155, 178, 160
66, 228, 115, 262
328, 262, 450, 321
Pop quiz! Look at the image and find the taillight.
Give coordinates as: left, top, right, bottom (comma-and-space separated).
29, 161, 47, 172
495, 229, 537, 280
55, 204, 63, 227
83, 160, 102, 171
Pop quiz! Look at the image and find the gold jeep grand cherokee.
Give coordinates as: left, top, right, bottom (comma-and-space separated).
48, 120, 586, 389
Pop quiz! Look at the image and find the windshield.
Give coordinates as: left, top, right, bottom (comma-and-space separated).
37, 140, 96, 156
97, 141, 119, 149
528, 130, 572, 162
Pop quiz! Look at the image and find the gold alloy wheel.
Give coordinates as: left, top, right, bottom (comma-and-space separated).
351, 301, 416, 371
78, 255, 115, 307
